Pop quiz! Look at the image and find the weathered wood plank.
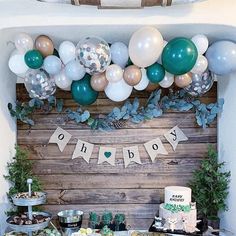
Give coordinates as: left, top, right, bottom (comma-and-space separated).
46, 189, 164, 205
22, 143, 216, 160
18, 128, 216, 145
18, 112, 216, 130
33, 158, 202, 175
38, 173, 192, 190
42, 203, 158, 219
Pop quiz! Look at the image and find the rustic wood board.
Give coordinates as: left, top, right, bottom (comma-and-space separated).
16, 84, 217, 229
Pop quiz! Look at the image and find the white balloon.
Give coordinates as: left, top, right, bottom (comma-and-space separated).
191, 55, 208, 74
159, 72, 174, 88
105, 64, 123, 83
8, 53, 29, 75
105, 78, 133, 102
191, 34, 209, 55
14, 33, 34, 53
134, 68, 149, 91
44, 55, 62, 75
110, 42, 129, 68
129, 26, 164, 68
157, 40, 168, 64
54, 69, 72, 90
59, 41, 76, 65
65, 60, 86, 81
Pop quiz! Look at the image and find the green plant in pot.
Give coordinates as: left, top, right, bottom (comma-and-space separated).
188, 146, 230, 231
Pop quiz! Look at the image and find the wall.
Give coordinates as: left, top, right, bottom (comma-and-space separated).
0, 30, 17, 235
17, 84, 217, 229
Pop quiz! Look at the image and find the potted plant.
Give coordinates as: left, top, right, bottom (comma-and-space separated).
188, 145, 231, 231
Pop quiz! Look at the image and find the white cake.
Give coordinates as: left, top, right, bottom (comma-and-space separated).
158, 186, 198, 233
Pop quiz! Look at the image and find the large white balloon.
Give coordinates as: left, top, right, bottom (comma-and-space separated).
8, 53, 29, 75
59, 41, 76, 65
191, 55, 208, 74
157, 40, 168, 64
105, 78, 133, 102
65, 60, 86, 81
54, 69, 72, 90
191, 34, 209, 55
43, 55, 62, 75
105, 64, 123, 83
129, 26, 164, 68
159, 71, 174, 88
110, 42, 129, 68
14, 33, 34, 53
134, 68, 149, 91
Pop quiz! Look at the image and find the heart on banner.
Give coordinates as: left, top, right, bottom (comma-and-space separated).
104, 152, 112, 158
98, 146, 116, 166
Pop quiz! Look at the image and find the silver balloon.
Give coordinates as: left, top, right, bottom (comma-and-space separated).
184, 70, 214, 97
24, 68, 56, 99
76, 36, 111, 75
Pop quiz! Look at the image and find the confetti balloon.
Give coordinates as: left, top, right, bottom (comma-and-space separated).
76, 36, 111, 75
184, 70, 214, 97
24, 68, 56, 99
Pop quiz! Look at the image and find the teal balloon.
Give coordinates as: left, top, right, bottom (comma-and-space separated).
162, 37, 198, 75
24, 50, 43, 69
146, 63, 165, 84
71, 74, 98, 105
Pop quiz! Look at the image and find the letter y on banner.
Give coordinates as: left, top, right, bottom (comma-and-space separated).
48, 127, 72, 152
164, 126, 188, 151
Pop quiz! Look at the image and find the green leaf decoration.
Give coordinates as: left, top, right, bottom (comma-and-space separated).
8, 89, 224, 131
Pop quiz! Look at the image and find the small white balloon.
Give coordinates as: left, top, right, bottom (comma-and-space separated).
54, 69, 72, 90
134, 68, 149, 91
105, 78, 133, 102
44, 55, 62, 75
59, 41, 76, 65
65, 60, 86, 81
8, 53, 29, 75
191, 55, 208, 74
159, 71, 174, 88
105, 64, 123, 83
110, 42, 129, 68
191, 34, 209, 55
14, 33, 34, 53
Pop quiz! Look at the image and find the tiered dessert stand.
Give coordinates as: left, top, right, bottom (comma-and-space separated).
6, 179, 52, 236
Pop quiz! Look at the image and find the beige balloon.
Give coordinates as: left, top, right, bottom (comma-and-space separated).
91, 72, 108, 92
123, 65, 142, 86
146, 82, 160, 91
175, 73, 192, 88
35, 35, 54, 57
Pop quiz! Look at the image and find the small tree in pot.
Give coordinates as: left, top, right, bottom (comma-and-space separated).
188, 146, 230, 230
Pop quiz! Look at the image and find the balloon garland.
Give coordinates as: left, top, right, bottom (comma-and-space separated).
8, 26, 230, 128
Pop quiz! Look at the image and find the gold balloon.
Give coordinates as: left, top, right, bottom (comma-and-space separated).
146, 82, 160, 91
123, 65, 142, 86
175, 73, 192, 88
35, 35, 54, 57
91, 72, 108, 92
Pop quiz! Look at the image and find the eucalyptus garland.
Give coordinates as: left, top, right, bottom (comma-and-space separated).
8, 89, 224, 131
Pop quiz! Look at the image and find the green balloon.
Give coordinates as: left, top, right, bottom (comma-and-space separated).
24, 50, 43, 69
146, 63, 165, 84
162, 37, 198, 75
71, 74, 99, 105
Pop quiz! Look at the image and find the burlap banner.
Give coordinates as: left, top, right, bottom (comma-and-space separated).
48, 126, 188, 167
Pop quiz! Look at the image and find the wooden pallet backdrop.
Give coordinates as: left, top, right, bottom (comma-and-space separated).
17, 83, 217, 229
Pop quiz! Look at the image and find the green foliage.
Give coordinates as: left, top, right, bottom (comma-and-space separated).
164, 203, 191, 213
188, 146, 231, 219
8, 89, 224, 131
4, 146, 42, 215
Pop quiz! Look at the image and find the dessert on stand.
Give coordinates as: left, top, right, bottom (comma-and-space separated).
6, 179, 52, 236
